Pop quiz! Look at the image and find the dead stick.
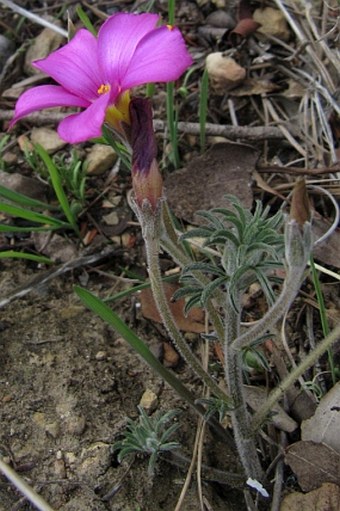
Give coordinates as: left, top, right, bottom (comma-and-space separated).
0, 110, 297, 141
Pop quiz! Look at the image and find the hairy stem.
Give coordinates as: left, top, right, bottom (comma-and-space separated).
252, 322, 340, 431
232, 265, 305, 351
232, 221, 312, 351
224, 294, 264, 480
138, 200, 231, 405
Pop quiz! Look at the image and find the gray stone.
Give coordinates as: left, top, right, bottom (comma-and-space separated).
30, 127, 66, 153
85, 145, 117, 175
0, 170, 47, 201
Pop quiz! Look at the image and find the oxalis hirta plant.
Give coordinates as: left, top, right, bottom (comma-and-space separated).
10, 9, 340, 504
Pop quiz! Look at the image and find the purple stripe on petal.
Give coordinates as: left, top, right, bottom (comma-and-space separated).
98, 12, 159, 86
34, 29, 102, 101
122, 26, 192, 90
57, 92, 111, 143
10, 85, 90, 127
121, 26, 193, 90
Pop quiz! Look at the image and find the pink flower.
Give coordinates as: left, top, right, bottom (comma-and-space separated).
11, 13, 192, 144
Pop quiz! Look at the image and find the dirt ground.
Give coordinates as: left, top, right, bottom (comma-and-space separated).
0, 259, 246, 510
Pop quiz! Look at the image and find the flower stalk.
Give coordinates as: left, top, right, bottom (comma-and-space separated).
129, 97, 231, 405
134, 198, 231, 405
223, 251, 263, 480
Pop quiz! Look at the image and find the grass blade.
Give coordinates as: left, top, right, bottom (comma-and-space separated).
0, 202, 68, 227
0, 250, 52, 264
166, 81, 180, 168
76, 5, 97, 35
309, 255, 336, 385
0, 184, 57, 210
35, 144, 79, 235
199, 68, 209, 153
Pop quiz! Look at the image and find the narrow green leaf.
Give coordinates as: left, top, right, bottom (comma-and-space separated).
180, 227, 214, 240
0, 184, 56, 210
0, 250, 52, 264
200, 275, 228, 306
183, 293, 202, 315
166, 81, 180, 168
171, 286, 201, 302
182, 261, 225, 277
196, 210, 225, 229
199, 68, 209, 153
35, 144, 79, 235
0, 202, 67, 227
76, 5, 97, 35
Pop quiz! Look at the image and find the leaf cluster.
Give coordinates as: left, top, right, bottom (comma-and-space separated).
173, 197, 285, 312
114, 406, 181, 476
1, 144, 81, 236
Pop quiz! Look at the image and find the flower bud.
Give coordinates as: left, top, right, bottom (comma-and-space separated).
130, 98, 163, 210
290, 178, 311, 226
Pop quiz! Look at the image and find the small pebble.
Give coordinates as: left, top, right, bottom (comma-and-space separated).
139, 389, 158, 412
54, 458, 66, 478
45, 421, 60, 439
95, 351, 107, 361
163, 342, 180, 368
65, 415, 86, 436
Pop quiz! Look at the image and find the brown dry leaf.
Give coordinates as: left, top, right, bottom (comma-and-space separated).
165, 143, 256, 224
140, 283, 206, 333
32, 232, 78, 263
301, 382, 340, 453
230, 78, 280, 96
253, 7, 290, 41
285, 441, 340, 491
280, 483, 340, 511
229, 19, 261, 46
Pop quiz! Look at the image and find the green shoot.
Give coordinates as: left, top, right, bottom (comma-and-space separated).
114, 406, 180, 475
199, 68, 209, 153
0, 134, 11, 171
0, 202, 68, 230
166, 81, 180, 168
76, 5, 97, 35
309, 255, 337, 385
0, 250, 52, 264
34, 144, 80, 236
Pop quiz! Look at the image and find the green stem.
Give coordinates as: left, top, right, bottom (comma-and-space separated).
166, 82, 180, 168
310, 254, 336, 385
232, 265, 305, 351
252, 322, 340, 431
233, 221, 312, 351
224, 294, 263, 480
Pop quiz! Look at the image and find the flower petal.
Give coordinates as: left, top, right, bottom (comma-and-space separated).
10, 85, 90, 127
57, 92, 111, 143
34, 29, 102, 101
98, 12, 159, 85
121, 26, 193, 89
